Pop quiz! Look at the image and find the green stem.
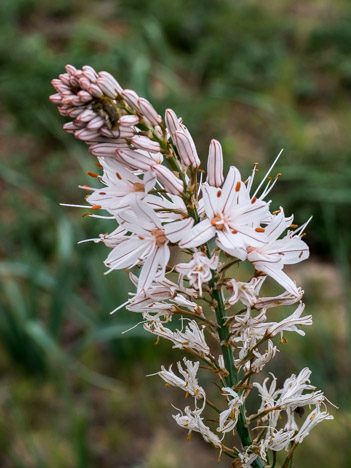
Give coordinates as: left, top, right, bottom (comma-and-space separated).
210, 282, 265, 468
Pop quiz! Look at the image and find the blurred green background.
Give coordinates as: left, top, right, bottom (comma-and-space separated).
0, 0, 350, 466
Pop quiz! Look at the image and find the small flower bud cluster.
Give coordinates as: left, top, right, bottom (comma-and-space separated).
51, 66, 334, 467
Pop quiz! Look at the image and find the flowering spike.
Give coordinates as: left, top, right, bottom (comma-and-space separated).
51, 65, 334, 466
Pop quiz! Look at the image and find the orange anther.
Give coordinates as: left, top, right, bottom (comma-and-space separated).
116, 172, 122, 180
217, 190, 222, 197
232, 229, 238, 234
91, 205, 102, 210
87, 171, 98, 178
235, 181, 241, 192
251, 196, 257, 204
255, 227, 265, 232
95, 162, 103, 168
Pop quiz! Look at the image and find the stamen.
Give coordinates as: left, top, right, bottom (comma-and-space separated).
82, 212, 92, 217
217, 190, 222, 197
87, 171, 98, 178
251, 197, 257, 204
95, 162, 103, 168
232, 229, 238, 234
99, 191, 106, 195
235, 181, 241, 192
116, 172, 122, 179
91, 205, 102, 210
255, 227, 265, 232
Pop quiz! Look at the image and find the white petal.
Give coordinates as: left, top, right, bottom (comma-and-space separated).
179, 219, 215, 249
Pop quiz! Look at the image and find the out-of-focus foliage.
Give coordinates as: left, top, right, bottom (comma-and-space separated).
0, 0, 350, 466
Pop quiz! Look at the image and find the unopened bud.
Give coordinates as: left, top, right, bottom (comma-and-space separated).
116, 149, 154, 171
207, 139, 224, 187
121, 89, 140, 111
118, 115, 140, 126
151, 164, 184, 195
165, 108, 182, 138
174, 131, 200, 168
131, 135, 161, 153
97, 71, 123, 98
138, 98, 162, 126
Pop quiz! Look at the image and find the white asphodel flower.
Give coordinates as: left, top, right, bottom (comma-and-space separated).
157, 358, 206, 407
176, 252, 218, 296
259, 428, 295, 455
217, 387, 244, 433
103, 198, 193, 292
246, 209, 310, 295
293, 407, 334, 444
251, 339, 278, 373
179, 166, 271, 259
143, 315, 211, 359
173, 406, 223, 450
86, 157, 155, 215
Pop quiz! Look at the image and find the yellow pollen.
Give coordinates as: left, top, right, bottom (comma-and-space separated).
273, 210, 281, 214
187, 433, 192, 441
290, 224, 298, 228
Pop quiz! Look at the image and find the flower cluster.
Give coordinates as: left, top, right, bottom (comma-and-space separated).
51, 65, 333, 467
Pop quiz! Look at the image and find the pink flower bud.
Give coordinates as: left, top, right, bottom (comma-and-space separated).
151, 164, 184, 195
63, 122, 82, 133
121, 89, 140, 111
88, 83, 104, 98
77, 90, 93, 103
89, 142, 128, 157
76, 109, 96, 123
75, 128, 101, 141
118, 115, 140, 126
82, 65, 98, 82
206, 139, 224, 187
86, 116, 105, 130
97, 71, 123, 98
165, 108, 182, 137
131, 135, 161, 153
174, 131, 200, 168
116, 149, 154, 171
138, 98, 162, 126
49, 93, 63, 104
